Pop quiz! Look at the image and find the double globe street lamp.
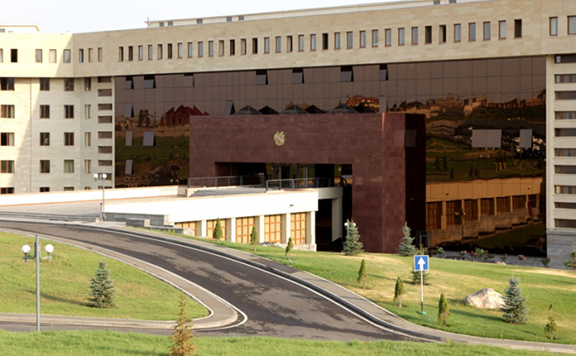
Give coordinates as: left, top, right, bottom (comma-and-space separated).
21, 235, 54, 332
94, 171, 107, 222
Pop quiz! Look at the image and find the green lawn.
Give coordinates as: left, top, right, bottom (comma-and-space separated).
0, 233, 208, 320
178, 236, 576, 344
0, 330, 559, 356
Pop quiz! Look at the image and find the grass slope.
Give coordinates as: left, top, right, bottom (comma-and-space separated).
0, 233, 208, 320
184, 236, 576, 344
0, 330, 558, 356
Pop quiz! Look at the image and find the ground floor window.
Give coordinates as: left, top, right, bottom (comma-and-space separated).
290, 213, 307, 245
264, 215, 282, 243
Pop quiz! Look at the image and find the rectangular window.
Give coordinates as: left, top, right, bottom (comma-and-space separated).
556, 91, 576, 100
514, 19, 522, 38
412, 27, 418, 44
385, 29, 392, 46
255, 70, 268, 85
79, 48, 84, 63
555, 186, 576, 194
64, 132, 74, 146
0, 49, 2, 62
64, 160, 74, 173
439, 25, 446, 43
252, 38, 258, 54
40, 105, 50, 119
468, 22, 476, 41
1, 132, 14, 146
0, 187, 14, 194
98, 48, 103, 62
84, 77, 91, 91
98, 146, 112, 154
340, 66, 354, 82
287, 36, 293, 52
177, 43, 183, 58
1, 78, 14, 91
65, 105, 74, 119
209, 41, 214, 56
556, 129, 576, 137
346, 31, 353, 48
569, 16, 576, 35
198, 42, 204, 57
85, 132, 91, 146
146, 45, 152, 60
399, 28, 405, 45
334, 32, 341, 49
98, 115, 112, 123
98, 103, 112, 110
40, 132, 50, 146
50, 49, 57, 63
219, 40, 224, 56
88, 48, 93, 62
360, 31, 366, 48
310, 34, 316, 51
98, 131, 113, 139
556, 75, 576, 83
40, 187, 50, 193
40, 160, 50, 173
99, 160, 112, 166
1, 105, 15, 118
499, 21, 506, 39
36, 49, 42, 63
481, 198, 495, 215
550, 17, 558, 36
98, 89, 112, 97
322, 33, 328, 50
1, 160, 15, 173
372, 30, 378, 47
64, 78, 74, 91
298, 35, 304, 51
556, 55, 576, 63
555, 149, 576, 156
556, 111, 576, 120
165, 43, 171, 59
85, 104, 91, 119
157, 44, 163, 59
292, 68, 304, 84
85, 160, 92, 174
555, 165, 576, 174
264, 37, 270, 54
229, 40, 235, 56
11, 49, 18, 63
425, 26, 432, 44
40, 78, 49, 91
138, 45, 143, 60
275, 37, 281, 52
426, 202, 442, 230
128, 46, 134, 61
484, 22, 491, 40
496, 197, 510, 213
118, 47, 124, 61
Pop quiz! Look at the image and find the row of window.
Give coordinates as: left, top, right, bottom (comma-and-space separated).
38, 160, 113, 175
36, 105, 111, 120
35, 132, 112, 147
555, 91, 576, 100
117, 20, 525, 62
0, 48, 104, 64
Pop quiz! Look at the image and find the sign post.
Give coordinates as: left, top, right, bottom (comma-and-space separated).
414, 255, 429, 314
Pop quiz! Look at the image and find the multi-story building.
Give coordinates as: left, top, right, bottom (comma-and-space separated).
1, 0, 576, 264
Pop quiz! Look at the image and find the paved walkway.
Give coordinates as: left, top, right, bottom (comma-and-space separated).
1, 217, 575, 354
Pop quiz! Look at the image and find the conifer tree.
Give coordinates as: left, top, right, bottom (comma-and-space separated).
544, 304, 558, 340
285, 237, 294, 266
357, 259, 368, 290
342, 219, 364, 256
503, 277, 528, 325
169, 293, 196, 356
438, 293, 451, 326
212, 218, 223, 240
89, 261, 116, 308
393, 277, 405, 307
249, 226, 258, 253
411, 268, 430, 285
564, 243, 576, 271
398, 222, 417, 257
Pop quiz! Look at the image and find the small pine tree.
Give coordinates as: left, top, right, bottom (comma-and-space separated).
449, 169, 454, 179
89, 261, 116, 308
503, 277, 528, 325
442, 156, 448, 170
285, 237, 294, 266
411, 268, 430, 285
393, 277, 405, 307
438, 293, 451, 326
249, 226, 258, 253
342, 219, 364, 256
544, 304, 558, 340
213, 218, 223, 240
398, 222, 417, 257
169, 293, 196, 356
564, 243, 576, 271
357, 259, 368, 290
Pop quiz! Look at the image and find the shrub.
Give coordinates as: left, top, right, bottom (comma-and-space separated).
565, 244, 576, 271
438, 293, 451, 326
249, 226, 258, 253
212, 218, 223, 240
342, 219, 364, 256
169, 293, 196, 356
502, 277, 528, 325
89, 261, 116, 309
285, 237, 294, 266
544, 305, 558, 340
357, 259, 367, 290
393, 277, 405, 307
398, 222, 417, 257
411, 269, 430, 285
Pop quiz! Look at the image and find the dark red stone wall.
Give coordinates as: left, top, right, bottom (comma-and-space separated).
189, 113, 425, 253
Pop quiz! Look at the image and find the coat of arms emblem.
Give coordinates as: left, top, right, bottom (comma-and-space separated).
274, 131, 286, 146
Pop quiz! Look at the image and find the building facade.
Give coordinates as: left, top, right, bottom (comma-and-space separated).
1, 0, 576, 261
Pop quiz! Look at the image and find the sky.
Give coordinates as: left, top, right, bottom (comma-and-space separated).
6, 0, 396, 34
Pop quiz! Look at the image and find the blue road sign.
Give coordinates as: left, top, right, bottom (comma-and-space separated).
414, 255, 429, 271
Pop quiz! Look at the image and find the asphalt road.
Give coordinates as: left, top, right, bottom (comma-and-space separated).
0, 222, 407, 342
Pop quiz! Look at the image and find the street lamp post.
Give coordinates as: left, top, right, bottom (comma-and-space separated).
344, 219, 356, 238
94, 171, 108, 222
21, 235, 54, 332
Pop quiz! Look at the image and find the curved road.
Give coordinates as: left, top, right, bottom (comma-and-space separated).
0, 221, 407, 342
